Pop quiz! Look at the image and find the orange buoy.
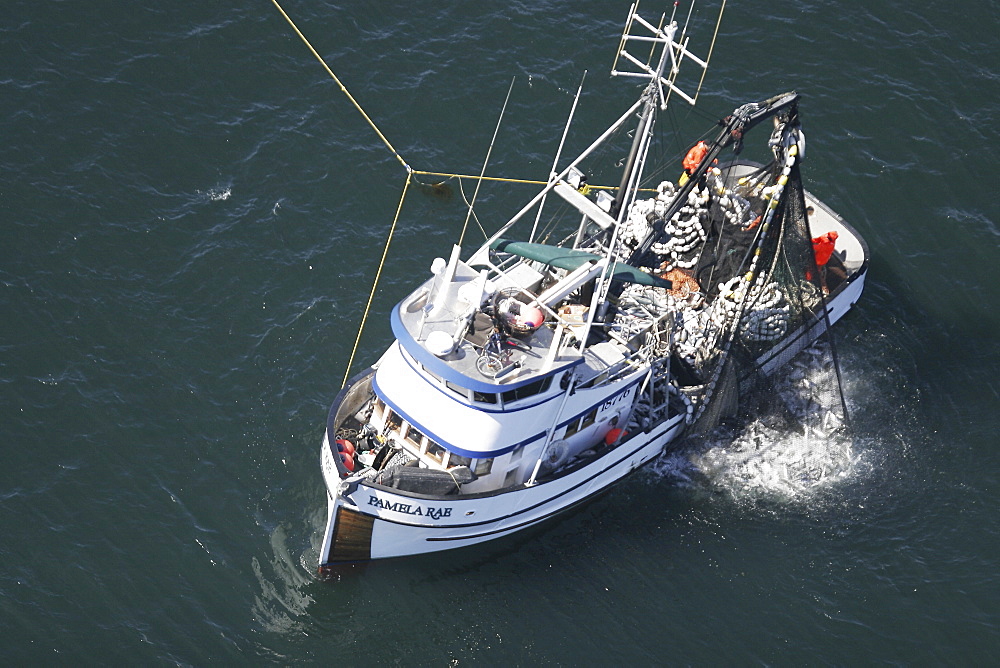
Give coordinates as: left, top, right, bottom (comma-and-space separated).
339, 451, 355, 472
335, 438, 355, 456
605, 428, 627, 445
518, 304, 544, 329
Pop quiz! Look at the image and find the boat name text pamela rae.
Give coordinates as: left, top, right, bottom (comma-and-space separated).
368, 495, 453, 519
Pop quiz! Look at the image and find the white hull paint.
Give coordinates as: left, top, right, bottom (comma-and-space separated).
321, 413, 685, 563
318, 269, 865, 566
312, 6, 870, 570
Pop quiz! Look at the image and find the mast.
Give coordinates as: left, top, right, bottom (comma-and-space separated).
607, 0, 725, 224
609, 22, 676, 220
610, 87, 658, 219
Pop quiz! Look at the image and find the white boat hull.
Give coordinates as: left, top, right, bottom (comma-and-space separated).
320, 415, 685, 566
318, 260, 865, 568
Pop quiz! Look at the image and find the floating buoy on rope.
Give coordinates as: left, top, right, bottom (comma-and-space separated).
421, 180, 453, 200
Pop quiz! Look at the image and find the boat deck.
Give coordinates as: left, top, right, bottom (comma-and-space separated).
393, 263, 584, 391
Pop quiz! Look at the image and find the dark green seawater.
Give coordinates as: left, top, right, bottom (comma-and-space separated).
3, 1, 998, 663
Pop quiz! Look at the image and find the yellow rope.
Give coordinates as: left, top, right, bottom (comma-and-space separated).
413, 170, 548, 186
414, 170, 654, 193
341, 172, 412, 388
270, 2, 665, 380
695, 0, 727, 103
271, 0, 411, 173
414, 170, 657, 194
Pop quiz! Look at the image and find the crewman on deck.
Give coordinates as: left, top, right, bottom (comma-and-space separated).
812, 230, 839, 294
679, 141, 715, 186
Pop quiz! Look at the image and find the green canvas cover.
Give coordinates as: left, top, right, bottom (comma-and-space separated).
490, 239, 672, 289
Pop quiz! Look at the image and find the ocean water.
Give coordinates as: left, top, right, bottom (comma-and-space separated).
2, 0, 998, 663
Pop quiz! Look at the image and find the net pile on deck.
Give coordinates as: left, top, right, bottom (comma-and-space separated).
609, 113, 853, 490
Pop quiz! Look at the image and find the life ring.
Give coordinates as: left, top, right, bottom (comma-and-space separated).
493, 288, 544, 336
540, 439, 570, 472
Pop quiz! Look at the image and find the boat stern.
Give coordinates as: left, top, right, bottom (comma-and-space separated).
319, 434, 377, 571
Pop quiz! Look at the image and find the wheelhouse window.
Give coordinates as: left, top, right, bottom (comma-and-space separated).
426, 440, 449, 466
385, 409, 403, 435
443, 379, 498, 405
406, 425, 428, 449
564, 407, 598, 438
445, 381, 469, 399
449, 453, 472, 469
500, 375, 553, 404
439, 374, 555, 407
472, 390, 498, 404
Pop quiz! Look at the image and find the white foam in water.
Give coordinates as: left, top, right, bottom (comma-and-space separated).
198, 185, 232, 202
208, 186, 232, 201
648, 449, 699, 485
655, 342, 861, 503
690, 422, 858, 503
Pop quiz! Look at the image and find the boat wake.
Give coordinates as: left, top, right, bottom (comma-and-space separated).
651, 342, 862, 503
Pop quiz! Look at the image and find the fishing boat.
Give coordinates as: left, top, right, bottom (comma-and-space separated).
317, 2, 868, 570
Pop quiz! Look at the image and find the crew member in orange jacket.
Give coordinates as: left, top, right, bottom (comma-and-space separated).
679, 141, 715, 186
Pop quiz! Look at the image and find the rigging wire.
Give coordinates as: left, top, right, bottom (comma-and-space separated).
270, 1, 708, 385
531, 70, 588, 243
340, 172, 413, 388
341, 172, 412, 388
694, 0, 727, 102
413, 171, 547, 186
460, 77, 517, 246
270, 0, 412, 174
454, 176, 489, 240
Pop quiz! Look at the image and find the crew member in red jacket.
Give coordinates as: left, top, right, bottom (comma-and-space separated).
812, 230, 838, 294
